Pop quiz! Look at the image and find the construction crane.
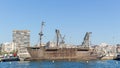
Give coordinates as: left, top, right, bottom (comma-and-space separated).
82, 32, 92, 48
39, 21, 45, 46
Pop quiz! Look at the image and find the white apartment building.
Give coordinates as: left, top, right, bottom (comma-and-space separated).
13, 30, 31, 58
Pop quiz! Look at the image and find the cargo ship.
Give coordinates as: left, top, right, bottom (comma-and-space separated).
27, 22, 100, 61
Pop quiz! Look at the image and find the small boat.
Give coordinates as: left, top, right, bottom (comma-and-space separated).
114, 54, 120, 60
1, 56, 20, 62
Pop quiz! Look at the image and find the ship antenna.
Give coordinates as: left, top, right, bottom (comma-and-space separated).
39, 21, 45, 47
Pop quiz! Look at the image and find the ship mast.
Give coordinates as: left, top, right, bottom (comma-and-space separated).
39, 22, 45, 47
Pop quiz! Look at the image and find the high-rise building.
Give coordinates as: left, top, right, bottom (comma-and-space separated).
13, 30, 30, 58
13, 30, 30, 47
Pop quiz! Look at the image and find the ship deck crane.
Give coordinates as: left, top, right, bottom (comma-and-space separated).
82, 32, 92, 48
55, 29, 65, 47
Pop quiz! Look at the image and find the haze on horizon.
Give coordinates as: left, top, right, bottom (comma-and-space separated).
0, 0, 120, 45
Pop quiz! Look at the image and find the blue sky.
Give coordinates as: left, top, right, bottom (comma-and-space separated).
0, 0, 120, 45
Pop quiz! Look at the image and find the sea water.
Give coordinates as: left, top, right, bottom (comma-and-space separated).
0, 60, 120, 68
